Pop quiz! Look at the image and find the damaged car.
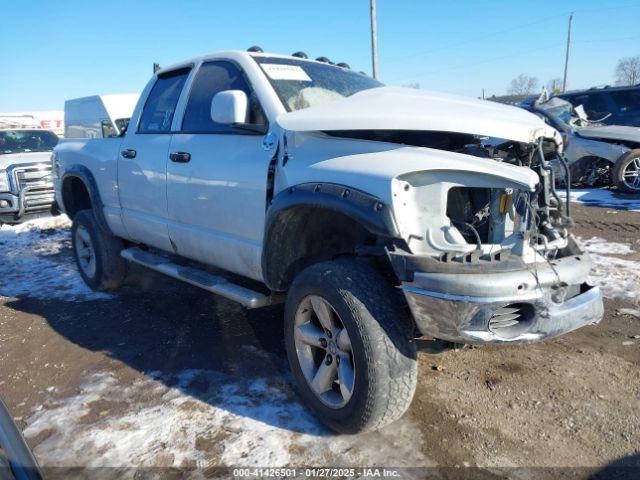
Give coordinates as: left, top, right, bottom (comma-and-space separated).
53, 49, 603, 433
523, 97, 640, 193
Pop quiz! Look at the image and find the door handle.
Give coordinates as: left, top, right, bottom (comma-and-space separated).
169, 152, 191, 163
121, 149, 136, 159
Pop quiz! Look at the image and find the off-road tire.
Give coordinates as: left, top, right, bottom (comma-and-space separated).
612, 149, 640, 193
284, 258, 417, 433
71, 209, 126, 290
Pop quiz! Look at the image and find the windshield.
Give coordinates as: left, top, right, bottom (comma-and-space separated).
254, 56, 383, 111
537, 99, 575, 131
0, 130, 59, 155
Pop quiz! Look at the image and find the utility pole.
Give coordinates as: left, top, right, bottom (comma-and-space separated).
562, 12, 573, 93
370, 0, 379, 79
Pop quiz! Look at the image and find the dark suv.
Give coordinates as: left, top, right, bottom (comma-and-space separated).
557, 85, 640, 126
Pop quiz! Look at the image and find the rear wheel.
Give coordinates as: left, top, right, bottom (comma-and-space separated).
71, 209, 126, 290
284, 258, 417, 433
613, 149, 640, 193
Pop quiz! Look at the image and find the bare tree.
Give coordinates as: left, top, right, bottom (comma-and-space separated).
508, 75, 539, 95
615, 56, 640, 86
402, 82, 421, 89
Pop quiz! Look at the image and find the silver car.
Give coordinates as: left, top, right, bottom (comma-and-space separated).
525, 97, 640, 193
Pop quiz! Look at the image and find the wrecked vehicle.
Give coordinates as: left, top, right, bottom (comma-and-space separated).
524, 97, 640, 193
0, 122, 59, 225
558, 85, 640, 127
53, 49, 603, 433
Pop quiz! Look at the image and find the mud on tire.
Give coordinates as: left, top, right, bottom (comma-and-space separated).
284, 258, 417, 433
71, 209, 126, 290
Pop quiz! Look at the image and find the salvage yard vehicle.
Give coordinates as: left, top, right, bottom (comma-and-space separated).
0, 124, 59, 225
557, 84, 640, 127
523, 97, 640, 193
53, 49, 604, 433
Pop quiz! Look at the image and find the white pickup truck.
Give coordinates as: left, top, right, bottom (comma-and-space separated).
1, 126, 59, 225
53, 49, 603, 433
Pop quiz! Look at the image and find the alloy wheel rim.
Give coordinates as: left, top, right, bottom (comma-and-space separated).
293, 295, 355, 409
75, 225, 96, 278
622, 157, 640, 191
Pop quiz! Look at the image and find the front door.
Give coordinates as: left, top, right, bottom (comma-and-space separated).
166, 61, 272, 280
118, 67, 191, 251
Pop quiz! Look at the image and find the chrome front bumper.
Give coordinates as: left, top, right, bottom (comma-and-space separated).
0, 186, 56, 223
401, 254, 604, 345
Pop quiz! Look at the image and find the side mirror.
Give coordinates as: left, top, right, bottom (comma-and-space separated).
210, 90, 248, 125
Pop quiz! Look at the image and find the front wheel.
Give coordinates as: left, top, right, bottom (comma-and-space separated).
613, 149, 640, 193
71, 209, 126, 290
284, 259, 417, 433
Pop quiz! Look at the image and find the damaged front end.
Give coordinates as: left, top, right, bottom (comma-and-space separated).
387, 137, 603, 344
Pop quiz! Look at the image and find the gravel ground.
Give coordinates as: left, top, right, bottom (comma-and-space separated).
0, 191, 639, 479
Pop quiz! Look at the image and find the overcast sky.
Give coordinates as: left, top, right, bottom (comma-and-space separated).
1, 0, 639, 111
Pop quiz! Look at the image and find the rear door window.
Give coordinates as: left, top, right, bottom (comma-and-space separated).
609, 90, 640, 112
181, 61, 266, 133
138, 68, 191, 133
572, 93, 608, 117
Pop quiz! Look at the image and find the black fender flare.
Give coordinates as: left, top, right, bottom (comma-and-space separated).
261, 183, 400, 290
61, 165, 112, 234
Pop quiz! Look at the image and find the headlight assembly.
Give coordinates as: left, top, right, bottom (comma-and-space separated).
0, 170, 10, 193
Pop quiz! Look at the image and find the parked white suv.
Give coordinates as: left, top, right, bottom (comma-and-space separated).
53, 50, 603, 433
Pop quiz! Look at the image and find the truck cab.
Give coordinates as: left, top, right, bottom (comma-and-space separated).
53, 49, 603, 433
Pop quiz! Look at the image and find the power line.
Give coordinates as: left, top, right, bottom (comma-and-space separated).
380, 3, 640, 67
575, 35, 640, 44
385, 35, 640, 84
385, 42, 566, 82
381, 12, 568, 65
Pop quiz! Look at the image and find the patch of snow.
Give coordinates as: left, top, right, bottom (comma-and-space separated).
580, 237, 634, 255
579, 237, 640, 303
588, 254, 640, 303
559, 188, 640, 212
0, 215, 110, 301
24, 370, 431, 468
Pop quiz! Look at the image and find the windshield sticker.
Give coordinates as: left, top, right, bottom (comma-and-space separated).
262, 64, 312, 82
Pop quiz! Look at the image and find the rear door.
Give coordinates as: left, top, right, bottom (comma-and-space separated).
609, 89, 640, 126
166, 60, 271, 280
118, 68, 191, 251
572, 93, 610, 121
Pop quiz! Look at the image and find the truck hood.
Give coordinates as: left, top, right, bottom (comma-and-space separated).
575, 125, 640, 143
0, 151, 52, 170
277, 86, 561, 146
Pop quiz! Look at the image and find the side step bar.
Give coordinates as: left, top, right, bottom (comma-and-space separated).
121, 248, 277, 309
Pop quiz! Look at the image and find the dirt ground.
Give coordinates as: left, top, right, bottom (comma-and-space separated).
1, 200, 639, 479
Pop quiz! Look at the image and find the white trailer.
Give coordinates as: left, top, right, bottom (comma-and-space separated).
64, 94, 138, 138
